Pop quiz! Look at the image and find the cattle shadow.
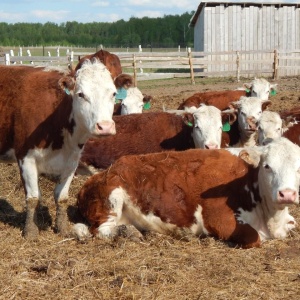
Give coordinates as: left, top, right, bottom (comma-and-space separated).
0, 198, 53, 231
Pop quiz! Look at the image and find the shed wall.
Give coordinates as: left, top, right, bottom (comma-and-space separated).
194, 4, 300, 76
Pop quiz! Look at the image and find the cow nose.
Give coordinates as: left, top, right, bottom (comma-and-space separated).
205, 144, 218, 149
96, 121, 116, 135
277, 189, 298, 204
247, 117, 257, 130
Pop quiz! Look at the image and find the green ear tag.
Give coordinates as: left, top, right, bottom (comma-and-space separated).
64, 88, 70, 95
143, 102, 151, 110
187, 121, 193, 127
245, 88, 250, 93
222, 122, 231, 132
270, 90, 277, 96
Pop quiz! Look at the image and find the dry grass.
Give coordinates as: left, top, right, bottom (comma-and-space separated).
1, 76, 300, 299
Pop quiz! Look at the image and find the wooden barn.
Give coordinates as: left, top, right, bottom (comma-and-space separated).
189, 0, 300, 77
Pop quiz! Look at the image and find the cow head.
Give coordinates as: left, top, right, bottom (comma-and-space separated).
59, 59, 116, 137
75, 49, 122, 80
257, 111, 283, 145
182, 105, 235, 149
231, 96, 272, 137
240, 137, 300, 208
244, 78, 277, 101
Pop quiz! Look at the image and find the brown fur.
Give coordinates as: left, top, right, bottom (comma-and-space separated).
280, 107, 300, 146
78, 149, 261, 248
75, 49, 122, 79
177, 90, 249, 110
0, 65, 75, 159
80, 112, 194, 169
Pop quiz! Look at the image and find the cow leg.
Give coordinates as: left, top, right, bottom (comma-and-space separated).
19, 158, 41, 240
24, 197, 40, 240
54, 172, 75, 236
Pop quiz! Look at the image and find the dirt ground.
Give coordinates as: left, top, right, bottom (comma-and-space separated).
1, 75, 300, 300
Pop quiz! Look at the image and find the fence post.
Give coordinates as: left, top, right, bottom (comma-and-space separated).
133, 54, 137, 87
19, 47, 23, 64
236, 51, 240, 82
188, 47, 195, 85
273, 49, 279, 80
5, 53, 10, 65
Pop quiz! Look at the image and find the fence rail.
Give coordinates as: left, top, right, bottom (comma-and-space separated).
1, 48, 300, 85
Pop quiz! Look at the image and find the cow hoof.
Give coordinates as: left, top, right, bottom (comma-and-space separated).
117, 224, 144, 242
23, 224, 39, 240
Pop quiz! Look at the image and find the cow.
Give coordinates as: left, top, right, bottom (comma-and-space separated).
114, 86, 152, 115
73, 137, 299, 249
75, 49, 122, 79
255, 109, 298, 146
0, 60, 119, 240
177, 78, 277, 111
222, 96, 271, 147
80, 107, 236, 170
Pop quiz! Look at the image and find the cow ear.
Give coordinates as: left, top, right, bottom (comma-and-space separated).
182, 113, 194, 127
114, 74, 133, 89
58, 76, 76, 95
282, 116, 297, 132
239, 148, 261, 167
262, 100, 272, 111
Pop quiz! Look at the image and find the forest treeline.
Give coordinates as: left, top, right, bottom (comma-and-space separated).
0, 12, 194, 48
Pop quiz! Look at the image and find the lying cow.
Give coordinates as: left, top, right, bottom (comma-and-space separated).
178, 78, 277, 111
80, 107, 235, 170
74, 137, 299, 249
0, 60, 119, 240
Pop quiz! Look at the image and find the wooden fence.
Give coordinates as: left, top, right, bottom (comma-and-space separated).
1, 49, 300, 86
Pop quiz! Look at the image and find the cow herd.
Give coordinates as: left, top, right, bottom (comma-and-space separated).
0, 49, 299, 249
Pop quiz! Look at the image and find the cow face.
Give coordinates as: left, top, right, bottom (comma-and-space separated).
240, 137, 300, 207
120, 87, 146, 115
244, 78, 277, 101
257, 111, 283, 145
232, 97, 271, 136
65, 60, 117, 136
187, 105, 223, 149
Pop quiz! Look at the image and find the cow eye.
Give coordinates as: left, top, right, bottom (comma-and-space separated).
264, 164, 270, 170
113, 92, 116, 97
78, 92, 84, 98
241, 111, 246, 116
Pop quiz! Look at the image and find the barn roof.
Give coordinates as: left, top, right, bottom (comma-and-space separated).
189, 1, 300, 27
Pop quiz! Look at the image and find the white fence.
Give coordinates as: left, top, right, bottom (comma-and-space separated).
1, 48, 300, 85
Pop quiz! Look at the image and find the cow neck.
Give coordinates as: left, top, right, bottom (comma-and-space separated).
257, 170, 289, 239
237, 124, 258, 147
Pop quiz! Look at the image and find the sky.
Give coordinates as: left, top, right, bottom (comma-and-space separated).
0, 0, 197, 24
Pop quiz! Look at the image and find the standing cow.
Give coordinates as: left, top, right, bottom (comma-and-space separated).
0, 60, 118, 240
74, 137, 299, 248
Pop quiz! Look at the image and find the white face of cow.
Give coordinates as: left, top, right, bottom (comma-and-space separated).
257, 111, 283, 145
192, 105, 222, 149
257, 138, 300, 206
247, 78, 277, 101
72, 60, 116, 136
121, 87, 144, 115
235, 96, 266, 136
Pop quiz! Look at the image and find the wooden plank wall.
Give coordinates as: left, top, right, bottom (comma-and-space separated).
196, 4, 300, 76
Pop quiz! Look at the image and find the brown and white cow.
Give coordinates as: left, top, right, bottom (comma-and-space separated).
0, 60, 118, 240
74, 137, 299, 248
178, 78, 277, 111
114, 86, 152, 115
80, 107, 235, 170
255, 109, 298, 146
223, 96, 271, 147
75, 49, 122, 79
